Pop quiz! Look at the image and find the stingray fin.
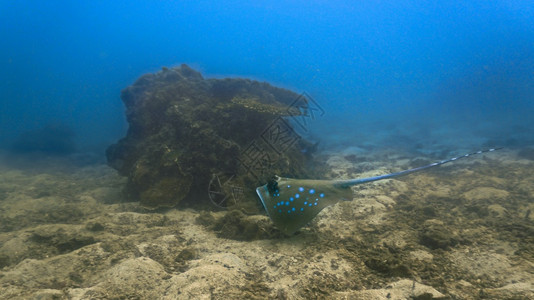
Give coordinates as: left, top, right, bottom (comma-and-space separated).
256, 176, 352, 235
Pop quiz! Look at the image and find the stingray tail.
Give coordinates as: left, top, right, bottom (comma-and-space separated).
335, 148, 502, 188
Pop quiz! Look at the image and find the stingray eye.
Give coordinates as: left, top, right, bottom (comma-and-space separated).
267, 179, 279, 194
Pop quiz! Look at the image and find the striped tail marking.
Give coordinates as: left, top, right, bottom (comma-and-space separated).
335, 148, 502, 188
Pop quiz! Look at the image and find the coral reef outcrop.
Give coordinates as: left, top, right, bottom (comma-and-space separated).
107, 64, 317, 209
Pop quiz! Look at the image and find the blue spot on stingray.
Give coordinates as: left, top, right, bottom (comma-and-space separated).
320, 193, 325, 198
287, 185, 291, 188
292, 207, 295, 211
298, 187, 304, 192
289, 197, 294, 202
287, 210, 291, 213
300, 208, 304, 211
278, 209, 282, 213
314, 202, 317, 206
309, 203, 312, 207
295, 193, 300, 199
315, 198, 319, 201
285, 201, 290, 206
304, 201, 308, 205
309, 189, 315, 194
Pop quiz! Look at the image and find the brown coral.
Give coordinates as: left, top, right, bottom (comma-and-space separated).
107, 64, 317, 209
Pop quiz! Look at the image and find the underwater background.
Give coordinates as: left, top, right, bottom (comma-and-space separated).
1, 2, 534, 299
2, 1, 533, 155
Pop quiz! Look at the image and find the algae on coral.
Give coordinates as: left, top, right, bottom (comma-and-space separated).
107, 64, 318, 209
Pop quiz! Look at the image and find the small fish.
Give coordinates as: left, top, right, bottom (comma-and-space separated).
256, 148, 501, 235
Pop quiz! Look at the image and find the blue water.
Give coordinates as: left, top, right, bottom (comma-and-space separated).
1, 1, 533, 156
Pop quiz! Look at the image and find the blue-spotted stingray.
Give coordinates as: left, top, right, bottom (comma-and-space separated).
256, 148, 500, 235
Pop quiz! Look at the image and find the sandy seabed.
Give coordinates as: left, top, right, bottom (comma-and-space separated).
0, 148, 533, 299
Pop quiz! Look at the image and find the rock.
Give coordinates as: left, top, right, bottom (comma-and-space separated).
487, 282, 534, 299
419, 219, 459, 250
163, 253, 252, 299
462, 187, 509, 202
107, 64, 318, 209
335, 279, 446, 299
409, 249, 434, 262
68, 257, 169, 299
30, 289, 64, 300
212, 209, 280, 240
487, 204, 507, 217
